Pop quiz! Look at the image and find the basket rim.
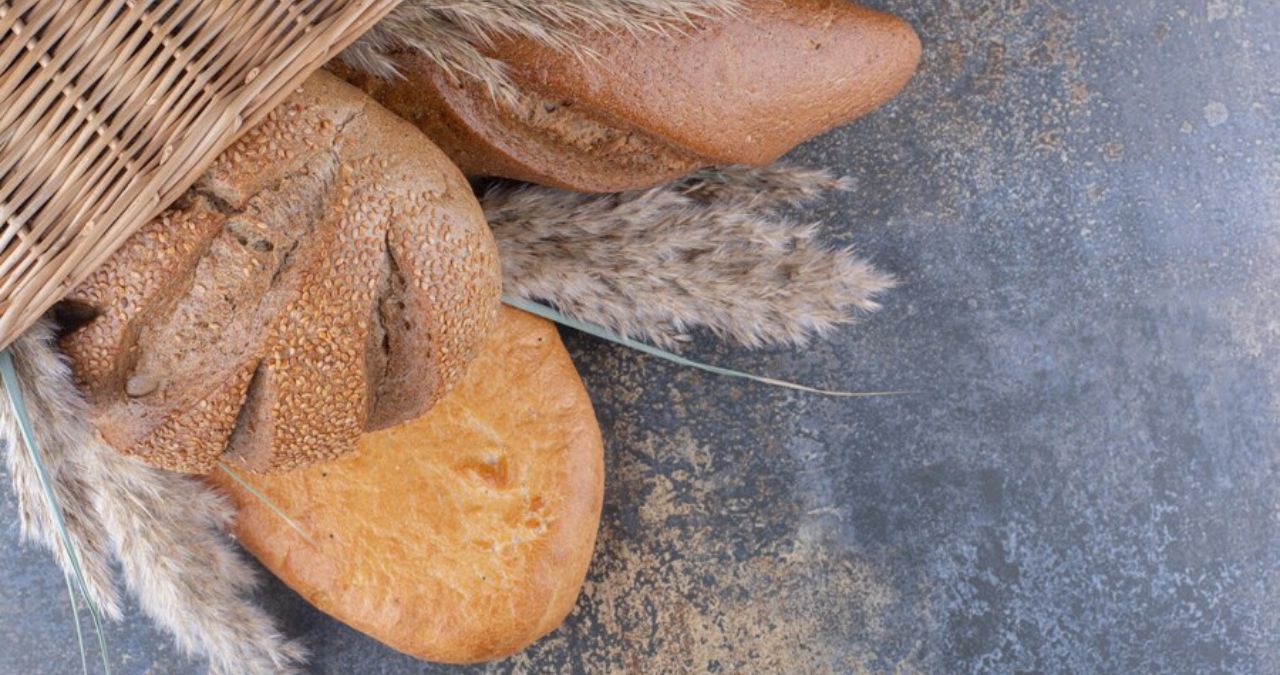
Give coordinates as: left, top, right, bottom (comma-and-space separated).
0, 0, 399, 351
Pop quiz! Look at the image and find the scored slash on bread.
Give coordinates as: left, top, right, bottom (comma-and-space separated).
60, 72, 502, 474
332, 53, 708, 194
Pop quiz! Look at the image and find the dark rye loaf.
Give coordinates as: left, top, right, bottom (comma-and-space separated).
335, 0, 922, 193
60, 71, 502, 474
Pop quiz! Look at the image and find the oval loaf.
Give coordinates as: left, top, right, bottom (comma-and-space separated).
210, 306, 605, 663
337, 0, 922, 192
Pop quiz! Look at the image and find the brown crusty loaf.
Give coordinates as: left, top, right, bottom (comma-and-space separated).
335, 0, 922, 193
59, 71, 502, 474
209, 306, 605, 664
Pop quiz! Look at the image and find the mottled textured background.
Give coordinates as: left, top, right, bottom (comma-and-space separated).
3, 0, 1278, 673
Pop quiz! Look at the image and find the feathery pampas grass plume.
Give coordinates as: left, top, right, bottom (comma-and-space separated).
2, 323, 121, 621
488, 164, 897, 350
2, 321, 306, 674
340, 0, 739, 101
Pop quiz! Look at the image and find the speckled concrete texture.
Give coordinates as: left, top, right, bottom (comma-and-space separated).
3, 1, 1279, 673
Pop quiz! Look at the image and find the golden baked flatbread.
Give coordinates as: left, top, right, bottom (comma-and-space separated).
211, 307, 603, 663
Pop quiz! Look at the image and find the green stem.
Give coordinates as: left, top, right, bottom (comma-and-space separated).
1, 350, 110, 674
502, 296, 914, 398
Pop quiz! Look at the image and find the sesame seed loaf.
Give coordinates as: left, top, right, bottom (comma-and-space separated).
335, 0, 922, 193
60, 71, 502, 474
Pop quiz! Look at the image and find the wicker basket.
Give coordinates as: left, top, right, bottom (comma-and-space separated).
0, 0, 398, 350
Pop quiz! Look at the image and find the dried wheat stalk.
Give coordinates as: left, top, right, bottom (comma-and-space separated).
2, 321, 121, 620
2, 320, 305, 674
488, 165, 897, 349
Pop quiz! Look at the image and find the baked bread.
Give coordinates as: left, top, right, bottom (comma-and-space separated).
59, 71, 502, 474
334, 0, 922, 192
209, 306, 604, 664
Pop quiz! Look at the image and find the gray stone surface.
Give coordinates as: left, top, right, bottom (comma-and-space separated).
3, 0, 1279, 673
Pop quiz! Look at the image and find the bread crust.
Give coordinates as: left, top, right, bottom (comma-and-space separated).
331, 56, 705, 193
494, 0, 923, 166
61, 72, 501, 473
210, 307, 605, 663
338, 0, 922, 192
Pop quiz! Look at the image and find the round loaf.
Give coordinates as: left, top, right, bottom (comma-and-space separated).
59, 71, 502, 474
336, 0, 922, 192
209, 306, 604, 663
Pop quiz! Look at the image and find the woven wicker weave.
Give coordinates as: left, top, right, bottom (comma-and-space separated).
0, 0, 398, 350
